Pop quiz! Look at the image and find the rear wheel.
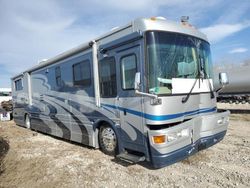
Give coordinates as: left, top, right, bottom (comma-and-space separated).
98, 125, 117, 156
25, 114, 31, 129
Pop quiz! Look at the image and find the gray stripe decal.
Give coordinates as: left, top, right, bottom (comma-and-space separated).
39, 100, 71, 140
48, 99, 89, 145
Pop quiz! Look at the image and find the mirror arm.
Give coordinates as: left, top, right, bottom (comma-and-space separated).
134, 72, 161, 105
216, 85, 225, 93
135, 90, 158, 99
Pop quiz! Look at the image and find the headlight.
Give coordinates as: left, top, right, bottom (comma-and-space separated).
153, 128, 190, 144
168, 129, 189, 142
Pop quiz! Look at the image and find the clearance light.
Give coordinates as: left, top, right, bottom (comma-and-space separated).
153, 135, 166, 144
150, 16, 166, 21
150, 17, 157, 21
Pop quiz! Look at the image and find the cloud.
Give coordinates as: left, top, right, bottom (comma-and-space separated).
229, 48, 248, 54
200, 22, 250, 43
71, 0, 222, 25
0, 0, 249, 88
215, 1, 250, 24
0, 0, 106, 76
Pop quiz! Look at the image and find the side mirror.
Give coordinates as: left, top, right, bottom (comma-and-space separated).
219, 72, 229, 86
134, 72, 141, 90
133, 72, 160, 103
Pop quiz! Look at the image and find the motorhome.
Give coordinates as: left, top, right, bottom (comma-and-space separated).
11, 17, 230, 168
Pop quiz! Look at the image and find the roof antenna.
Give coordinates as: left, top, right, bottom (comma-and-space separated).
181, 16, 189, 24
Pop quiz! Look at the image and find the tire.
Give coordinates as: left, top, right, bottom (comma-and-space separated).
98, 124, 117, 156
25, 114, 31, 129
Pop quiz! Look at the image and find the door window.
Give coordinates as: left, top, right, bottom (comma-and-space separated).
120, 54, 137, 90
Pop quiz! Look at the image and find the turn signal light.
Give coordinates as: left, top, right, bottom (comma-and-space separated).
153, 135, 166, 144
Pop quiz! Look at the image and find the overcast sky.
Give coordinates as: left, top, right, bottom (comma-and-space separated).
1, 0, 250, 88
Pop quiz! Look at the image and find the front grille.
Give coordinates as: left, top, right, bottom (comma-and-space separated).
147, 119, 191, 130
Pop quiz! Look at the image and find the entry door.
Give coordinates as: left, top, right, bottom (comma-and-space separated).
116, 45, 145, 152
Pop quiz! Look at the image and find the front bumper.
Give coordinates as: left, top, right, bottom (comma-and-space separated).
148, 110, 230, 168
150, 131, 226, 168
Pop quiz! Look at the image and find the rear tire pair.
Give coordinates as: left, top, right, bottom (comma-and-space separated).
98, 125, 118, 156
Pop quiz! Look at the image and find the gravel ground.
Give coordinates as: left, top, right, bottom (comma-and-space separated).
0, 113, 250, 188
217, 103, 250, 111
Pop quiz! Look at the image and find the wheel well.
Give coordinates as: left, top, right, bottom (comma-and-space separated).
95, 120, 111, 130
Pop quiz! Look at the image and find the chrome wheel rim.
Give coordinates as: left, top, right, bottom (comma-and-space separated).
101, 127, 117, 152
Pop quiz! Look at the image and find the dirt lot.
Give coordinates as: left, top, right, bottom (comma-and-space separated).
0, 113, 250, 188
217, 103, 250, 111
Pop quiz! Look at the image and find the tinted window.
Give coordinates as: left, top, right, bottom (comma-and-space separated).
121, 54, 137, 90
99, 57, 117, 97
73, 60, 91, 87
55, 66, 62, 87
15, 79, 23, 91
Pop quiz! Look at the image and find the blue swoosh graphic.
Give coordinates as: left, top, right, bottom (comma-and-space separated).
101, 103, 216, 121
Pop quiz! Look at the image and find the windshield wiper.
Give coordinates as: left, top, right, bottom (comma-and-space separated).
182, 78, 198, 103
200, 57, 215, 99
203, 67, 215, 99
182, 55, 215, 103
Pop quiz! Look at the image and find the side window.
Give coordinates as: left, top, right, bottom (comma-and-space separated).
120, 54, 137, 90
55, 66, 62, 87
72, 60, 91, 87
99, 57, 117, 97
15, 79, 23, 91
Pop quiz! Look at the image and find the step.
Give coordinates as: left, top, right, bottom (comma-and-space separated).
116, 152, 145, 163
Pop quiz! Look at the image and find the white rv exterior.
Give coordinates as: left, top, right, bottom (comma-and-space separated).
11, 17, 230, 168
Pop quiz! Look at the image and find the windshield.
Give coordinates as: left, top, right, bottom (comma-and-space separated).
146, 31, 213, 95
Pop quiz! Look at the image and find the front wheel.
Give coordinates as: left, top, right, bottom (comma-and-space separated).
98, 125, 117, 156
25, 114, 31, 129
